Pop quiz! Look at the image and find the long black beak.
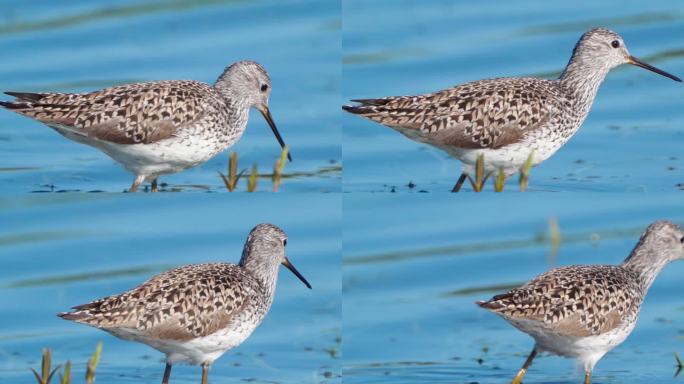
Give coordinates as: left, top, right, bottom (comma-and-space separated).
282, 257, 311, 289
628, 56, 682, 82
259, 105, 292, 162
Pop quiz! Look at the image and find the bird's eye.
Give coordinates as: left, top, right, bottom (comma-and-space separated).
611, 40, 620, 49
260, 84, 269, 92
283, 239, 287, 246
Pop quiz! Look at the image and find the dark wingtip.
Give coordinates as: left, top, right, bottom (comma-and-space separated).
57, 311, 85, 321
5, 91, 44, 102
351, 98, 391, 106
0, 100, 24, 109
342, 104, 365, 114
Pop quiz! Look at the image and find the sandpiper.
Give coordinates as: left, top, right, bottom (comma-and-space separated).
477, 220, 684, 384
1, 61, 291, 192
343, 28, 681, 191
58, 223, 311, 384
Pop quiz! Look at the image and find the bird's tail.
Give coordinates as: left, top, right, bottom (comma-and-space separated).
0, 92, 48, 110
342, 98, 394, 116
343, 97, 424, 130
1, 91, 81, 125
57, 299, 108, 325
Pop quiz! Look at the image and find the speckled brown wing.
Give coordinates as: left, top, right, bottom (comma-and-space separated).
60, 263, 258, 341
344, 77, 558, 149
3, 80, 215, 145
478, 265, 642, 337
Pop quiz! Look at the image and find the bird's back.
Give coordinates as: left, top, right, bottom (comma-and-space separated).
1, 80, 225, 145
59, 262, 267, 342
478, 264, 642, 338
344, 77, 567, 150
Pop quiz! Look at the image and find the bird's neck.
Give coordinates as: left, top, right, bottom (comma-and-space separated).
214, 84, 251, 112
558, 55, 611, 113
239, 253, 280, 302
213, 73, 254, 112
211, 81, 252, 143
621, 244, 671, 293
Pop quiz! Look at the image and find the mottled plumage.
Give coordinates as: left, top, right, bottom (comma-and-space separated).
344, 28, 681, 191
478, 221, 684, 384
1, 61, 290, 192
59, 223, 311, 384
481, 265, 640, 337
62, 263, 257, 340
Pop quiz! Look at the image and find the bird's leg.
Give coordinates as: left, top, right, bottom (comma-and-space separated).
151, 178, 158, 193
511, 348, 537, 384
201, 362, 210, 384
161, 363, 172, 384
451, 173, 468, 192
584, 370, 592, 384
129, 175, 145, 193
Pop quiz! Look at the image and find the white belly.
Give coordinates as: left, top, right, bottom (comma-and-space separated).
511, 317, 636, 372
98, 137, 225, 178
52, 124, 241, 180
107, 322, 257, 366
395, 124, 572, 177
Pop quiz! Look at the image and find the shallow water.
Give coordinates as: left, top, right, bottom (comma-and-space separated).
343, 194, 684, 383
0, 0, 341, 193
343, 0, 684, 192
0, 194, 341, 383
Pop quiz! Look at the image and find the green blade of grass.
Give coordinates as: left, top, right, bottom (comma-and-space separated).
248, 163, 258, 192
519, 150, 535, 192
30, 368, 43, 384
272, 146, 289, 192
474, 153, 484, 192
42, 349, 51, 383
217, 171, 231, 190
494, 168, 505, 192
228, 152, 238, 191
60, 361, 71, 384
85, 342, 102, 384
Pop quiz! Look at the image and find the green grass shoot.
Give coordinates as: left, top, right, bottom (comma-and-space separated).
272, 146, 289, 192
31, 348, 59, 384
85, 342, 102, 384
60, 361, 71, 384
494, 168, 505, 192
519, 150, 535, 192
468, 153, 486, 192
247, 163, 258, 192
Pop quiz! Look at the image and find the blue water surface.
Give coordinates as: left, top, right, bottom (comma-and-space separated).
343, 0, 684, 192
0, 194, 341, 383
0, 0, 341, 193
